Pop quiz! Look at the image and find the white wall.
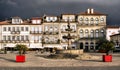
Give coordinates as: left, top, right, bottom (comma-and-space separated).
106, 28, 119, 40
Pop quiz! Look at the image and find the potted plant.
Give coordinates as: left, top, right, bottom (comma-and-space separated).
15, 44, 28, 62
99, 40, 115, 62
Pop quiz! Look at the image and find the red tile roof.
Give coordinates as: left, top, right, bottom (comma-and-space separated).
0, 21, 10, 25
61, 13, 75, 15
31, 17, 42, 20
110, 33, 120, 37
106, 26, 119, 29
78, 11, 106, 15
11, 16, 21, 19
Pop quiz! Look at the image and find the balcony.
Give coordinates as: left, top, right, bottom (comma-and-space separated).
20, 40, 29, 43
34, 40, 39, 43
44, 39, 60, 44
1, 40, 29, 43
30, 31, 42, 34
71, 31, 76, 33
44, 31, 59, 35
61, 31, 68, 33
11, 31, 20, 34
1, 40, 11, 43
79, 37, 101, 40
1, 40, 15, 43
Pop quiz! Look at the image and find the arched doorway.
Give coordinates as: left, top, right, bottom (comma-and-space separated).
95, 43, 99, 50
80, 42, 83, 49
90, 42, 94, 50
85, 42, 89, 52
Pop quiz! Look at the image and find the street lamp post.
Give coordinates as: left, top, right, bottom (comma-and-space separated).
62, 18, 75, 50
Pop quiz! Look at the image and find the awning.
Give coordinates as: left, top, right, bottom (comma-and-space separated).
44, 44, 62, 48
5, 44, 16, 47
29, 44, 43, 48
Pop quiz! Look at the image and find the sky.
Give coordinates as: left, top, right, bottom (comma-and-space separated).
0, 0, 120, 25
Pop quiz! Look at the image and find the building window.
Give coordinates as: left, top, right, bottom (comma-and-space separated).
8, 27, 11, 31
45, 26, 48, 32
85, 29, 89, 38
95, 30, 99, 38
54, 26, 58, 32
21, 27, 24, 31
64, 17, 68, 22
45, 37, 49, 43
49, 26, 53, 32
53, 17, 57, 22
17, 36, 19, 40
12, 27, 15, 31
80, 17, 83, 21
101, 18, 104, 21
16, 27, 19, 31
21, 36, 24, 40
85, 42, 89, 47
90, 30, 94, 38
90, 18, 94, 24
100, 30, 104, 37
80, 29, 84, 38
46, 17, 51, 22
79, 17, 83, 23
3, 27, 6, 31
95, 18, 99, 25
39, 36, 42, 42
34, 36, 37, 41
25, 27, 28, 31
62, 25, 66, 31
12, 36, 15, 40
26, 36, 29, 40
3, 36, 6, 40
90, 42, 94, 50
85, 18, 89, 25
8, 36, 11, 40
39, 27, 42, 33
72, 25, 75, 31
34, 27, 38, 32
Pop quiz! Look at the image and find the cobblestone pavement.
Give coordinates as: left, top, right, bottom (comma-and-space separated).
0, 52, 120, 67
0, 66, 120, 70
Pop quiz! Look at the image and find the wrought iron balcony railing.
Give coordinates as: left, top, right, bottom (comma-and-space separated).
1, 40, 29, 43
30, 31, 42, 34
44, 40, 60, 44
34, 40, 39, 43
11, 31, 20, 34
44, 32, 59, 35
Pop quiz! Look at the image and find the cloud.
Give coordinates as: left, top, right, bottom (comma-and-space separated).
0, 0, 120, 25
51, 0, 120, 5
7, 0, 17, 5
0, 0, 17, 6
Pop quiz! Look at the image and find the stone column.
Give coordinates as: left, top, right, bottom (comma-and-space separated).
94, 42, 96, 52
83, 42, 85, 50
88, 42, 90, 52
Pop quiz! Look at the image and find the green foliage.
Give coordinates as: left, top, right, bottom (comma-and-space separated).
15, 44, 28, 55
99, 39, 115, 55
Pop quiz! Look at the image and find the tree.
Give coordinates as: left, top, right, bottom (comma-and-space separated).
99, 40, 115, 55
15, 44, 28, 55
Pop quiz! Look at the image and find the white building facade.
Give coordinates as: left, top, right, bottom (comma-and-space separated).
0, 8, 109, 52
106, 26, 120, 41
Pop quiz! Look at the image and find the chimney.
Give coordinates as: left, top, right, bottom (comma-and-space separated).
87, 8, 90, 14
91, 8, 94, 14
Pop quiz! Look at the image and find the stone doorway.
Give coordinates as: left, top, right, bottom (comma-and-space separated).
80, 42, 83, 49
84, 42, 89, 52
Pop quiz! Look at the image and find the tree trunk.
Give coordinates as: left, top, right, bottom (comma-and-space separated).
106, 50, 109, 55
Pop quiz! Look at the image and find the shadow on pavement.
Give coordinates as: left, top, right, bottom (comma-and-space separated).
82, 60, 102, 62
0, 57, 16, 62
